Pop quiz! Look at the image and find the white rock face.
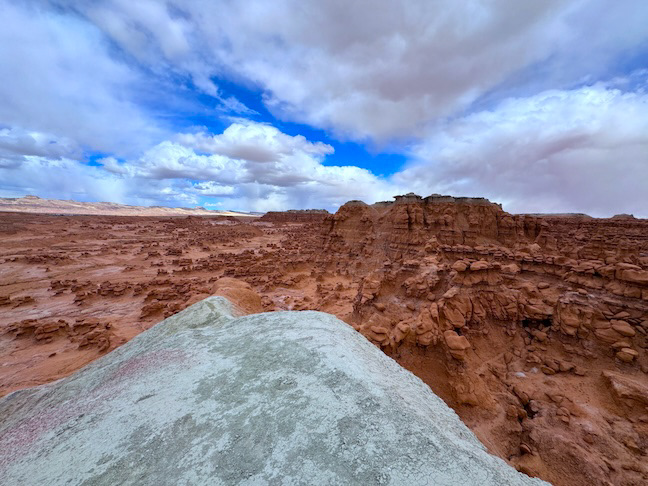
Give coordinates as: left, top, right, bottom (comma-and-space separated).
0, 297, 547, 485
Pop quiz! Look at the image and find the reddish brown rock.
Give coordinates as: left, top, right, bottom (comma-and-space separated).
2, 195, 648, 486
443, 330, 471, 360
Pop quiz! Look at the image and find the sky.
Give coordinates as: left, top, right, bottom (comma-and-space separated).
1, 0, 647, 216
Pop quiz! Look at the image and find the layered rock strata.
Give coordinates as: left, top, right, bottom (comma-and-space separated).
1, 196, 647, 485
318, 194, 648, 485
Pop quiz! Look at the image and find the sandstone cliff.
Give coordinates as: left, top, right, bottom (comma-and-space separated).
316, 193, 648, 484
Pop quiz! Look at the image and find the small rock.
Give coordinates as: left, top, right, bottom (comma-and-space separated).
469, 260, 489, 271
612, 340, 632, 349
611, 320, 636, 337
451, 261, 468, 272
616, 348, 638, 362
541, 366, 556, 375
443, 330, 471, 360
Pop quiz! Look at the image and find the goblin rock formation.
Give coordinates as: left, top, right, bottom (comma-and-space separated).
318, 193, 648, 485
0, 297, 545, 486
1, 195, 647, 486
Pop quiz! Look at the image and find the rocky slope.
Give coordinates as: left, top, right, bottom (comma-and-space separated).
259, 209, 329, 223
317, 193, 648, 485
0, 296, 544, 486
1, 195, 647, 485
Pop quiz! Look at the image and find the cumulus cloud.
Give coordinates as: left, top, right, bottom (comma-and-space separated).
0, 127, 81, 163
175, 122, 333, 162
1, 121, 384, 211
0, 156, 127, 201
52, 0, 648, 141
397, 84, 648, 217
4, 91, 648, 216
0, 2, 168, 156
124, 121, 399, 211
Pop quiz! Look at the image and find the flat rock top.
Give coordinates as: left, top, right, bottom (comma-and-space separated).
0, 298, 545, 486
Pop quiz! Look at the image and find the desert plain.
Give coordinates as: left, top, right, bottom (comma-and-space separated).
1, 193, 647, 486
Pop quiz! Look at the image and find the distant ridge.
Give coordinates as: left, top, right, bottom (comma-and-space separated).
0, 195, 257, 217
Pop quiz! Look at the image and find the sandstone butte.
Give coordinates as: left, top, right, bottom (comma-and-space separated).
0, 296, 546, 486
1, 193, 647, 486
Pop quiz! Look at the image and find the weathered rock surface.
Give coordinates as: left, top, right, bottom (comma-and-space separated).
2, 194, 648, 486
0, 297, 544, 486
318, 194, 648, 486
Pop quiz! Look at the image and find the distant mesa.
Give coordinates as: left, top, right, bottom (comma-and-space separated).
337, 193, 504, 216
259, 209, 330, 223
0, 195, 256, 218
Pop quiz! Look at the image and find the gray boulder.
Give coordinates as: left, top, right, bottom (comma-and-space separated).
0, 297, 547, 485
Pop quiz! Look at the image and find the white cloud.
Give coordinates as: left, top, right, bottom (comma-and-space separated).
54, 0, 648, 141
0, 156, 127, 202
0, 127, 81, 163
126, 121, 399, 211
0, 2, 167, 156
0, 121, 398, 212
175, 122, 333, 162
193, 181, 236, 197
397, 84, 648, 217
4, 95, 647, 217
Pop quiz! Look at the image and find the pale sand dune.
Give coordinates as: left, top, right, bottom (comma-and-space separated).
0, 195, 259, 218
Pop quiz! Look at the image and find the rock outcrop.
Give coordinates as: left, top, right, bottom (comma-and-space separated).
259, 209, 329, 223
317, 194, 648, 485
0, 297, 544, 486
2, 195, 647, 486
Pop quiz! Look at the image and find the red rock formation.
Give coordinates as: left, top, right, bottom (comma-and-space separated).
259, 209, 329, 223
1, 196, 647, 486
316, 193, 648, 486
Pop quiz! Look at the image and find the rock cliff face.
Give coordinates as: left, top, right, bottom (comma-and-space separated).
0, 297, 544, 486
317, 194, 648, 485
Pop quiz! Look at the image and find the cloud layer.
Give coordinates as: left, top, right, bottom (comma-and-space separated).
109, 121, 398, 211
56, 0, 648, 140
0, 2, 165, 155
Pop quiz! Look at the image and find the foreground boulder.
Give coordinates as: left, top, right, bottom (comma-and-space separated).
0, 297, 545, 485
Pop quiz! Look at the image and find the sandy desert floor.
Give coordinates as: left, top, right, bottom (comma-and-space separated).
1, 199, 647, 486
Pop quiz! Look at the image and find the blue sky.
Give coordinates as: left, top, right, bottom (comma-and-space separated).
1, 0, 648, 215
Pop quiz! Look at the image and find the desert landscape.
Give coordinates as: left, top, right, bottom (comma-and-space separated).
2, 2, 648, 483
1, 194, 647, 486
